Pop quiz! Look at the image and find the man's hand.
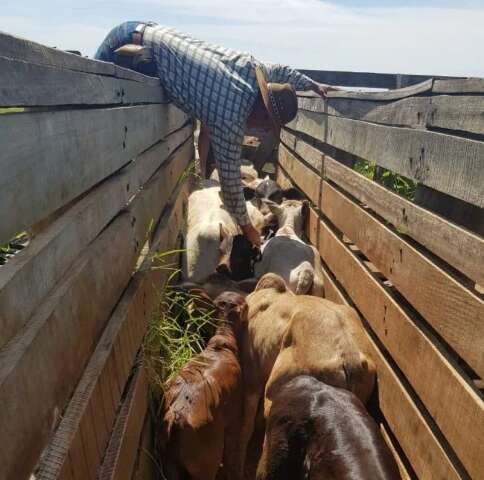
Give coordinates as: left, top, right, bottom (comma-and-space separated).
240, 223, 261, 248
313, 84, 340, 98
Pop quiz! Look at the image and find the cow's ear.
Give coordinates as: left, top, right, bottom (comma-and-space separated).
281, 187, 304, 200
243, 186, 256, 200
264, 199, 283, 218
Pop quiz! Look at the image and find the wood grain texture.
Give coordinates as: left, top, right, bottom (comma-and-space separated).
297, 93, 484, 136
131, 418, 156, 480
428, 95, 484, 136
278, 165, 464, 480
278, 144, 321, 204
280, 130, 484, 286
0, 103, 187, 244
288, 110, 484, 207
36, 179, 189, 480
321, 181, 484, 378
0, 31, 159, 84
0, 56, 164, 107
0, 126, 192, 352
299, 79, 433, 101
433, 78, 484, 94
300, 69, 458, 89
0, 144, 192, 480
297, 95, 430, 128
379, 425, 412, 480
307, 207, 483, 480
97, 367, 149, 480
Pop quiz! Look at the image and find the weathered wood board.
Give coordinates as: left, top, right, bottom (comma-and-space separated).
0, 31, 159, 84
280, 131, 484, 286
0, 103, 188, 244
35, 179, 189, 480
0, 56, 164, 106
288, 110, 484, 207
0, 126, 192, 351
0, 140, 193, 480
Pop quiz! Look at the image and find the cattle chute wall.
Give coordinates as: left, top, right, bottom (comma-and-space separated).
0, 32, 193, 480
278, 75, 484, 480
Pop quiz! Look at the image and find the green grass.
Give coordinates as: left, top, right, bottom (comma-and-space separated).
0, 107, 25, 114
144, 249, 217, 397
354, 159, 416, 200
0, 232, 28, 266
142, 249, 219, 474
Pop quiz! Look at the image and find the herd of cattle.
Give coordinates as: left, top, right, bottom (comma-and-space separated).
160, 164, 401, 479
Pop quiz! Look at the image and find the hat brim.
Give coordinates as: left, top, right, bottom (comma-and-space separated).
255, 66, 282, 136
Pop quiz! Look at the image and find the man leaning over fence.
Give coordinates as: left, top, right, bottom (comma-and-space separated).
95, 21, 335, 247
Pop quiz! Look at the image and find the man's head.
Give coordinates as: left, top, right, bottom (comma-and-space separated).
247, 66, 298, 133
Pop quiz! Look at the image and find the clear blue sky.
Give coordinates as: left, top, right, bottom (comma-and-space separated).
2, 0, 484, 76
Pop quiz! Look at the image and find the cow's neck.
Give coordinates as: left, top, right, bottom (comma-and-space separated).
277, 216, 302, 237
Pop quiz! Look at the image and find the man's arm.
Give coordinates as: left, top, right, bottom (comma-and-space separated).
209, 128, 261, 245
263, 63, 338, 97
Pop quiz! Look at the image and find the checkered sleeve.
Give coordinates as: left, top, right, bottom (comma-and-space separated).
263, 63, 319, 91
209, 127, 250, 225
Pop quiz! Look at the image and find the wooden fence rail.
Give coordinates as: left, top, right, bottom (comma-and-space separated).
277, 75, 484, 480
0, 32, 193, 480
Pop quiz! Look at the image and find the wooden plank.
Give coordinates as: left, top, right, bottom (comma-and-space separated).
321, 180, 484, 378
0, 56, 164, 107
288, 110, 484, 207
414, 184, 484, 237
0, 102, 187, 244
97, 367, 149, 480
297, 95, 430, 128
280, 131, 484, 286
0, 126, 192, 351
298, 79, 433, 101
299, 69, 445, 89
379, 425, 412, 480
365, 325, 463, 480
0, 145, 192, 480
0, 31, 159, 84
307, 207, 483, 480
278, 143, 321, 204
433, 78, 484, 94
278, 167, 461, 479
131, 417, 156, 480
35, 169, 189, 480
298, 94, 484, 136
429, 95, 484, 136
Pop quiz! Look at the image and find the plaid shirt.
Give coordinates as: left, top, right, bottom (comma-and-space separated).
141, 25, 318, 224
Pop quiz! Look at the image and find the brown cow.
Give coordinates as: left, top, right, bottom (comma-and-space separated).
162, 292, 247, 480
237, 274, 376, 477
257, 375, 400, 480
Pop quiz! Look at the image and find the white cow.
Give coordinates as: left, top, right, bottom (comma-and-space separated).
183, 183, 266, 282
254, 199, 325, 296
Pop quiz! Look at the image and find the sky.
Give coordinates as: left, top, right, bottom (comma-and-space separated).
2, 0, 484, 77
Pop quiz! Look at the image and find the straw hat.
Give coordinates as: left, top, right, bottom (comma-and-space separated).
255, 66, 298, 132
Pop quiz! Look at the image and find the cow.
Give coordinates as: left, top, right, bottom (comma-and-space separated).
256, 376, 400, 480
162, 292, 248, 480
236, 274, 376, 477
255, 199, 325, 296
182, 183, 265, 282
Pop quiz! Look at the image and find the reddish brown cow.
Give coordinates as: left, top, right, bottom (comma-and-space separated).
257, 375, 401, 480
161, 292, 247, 480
